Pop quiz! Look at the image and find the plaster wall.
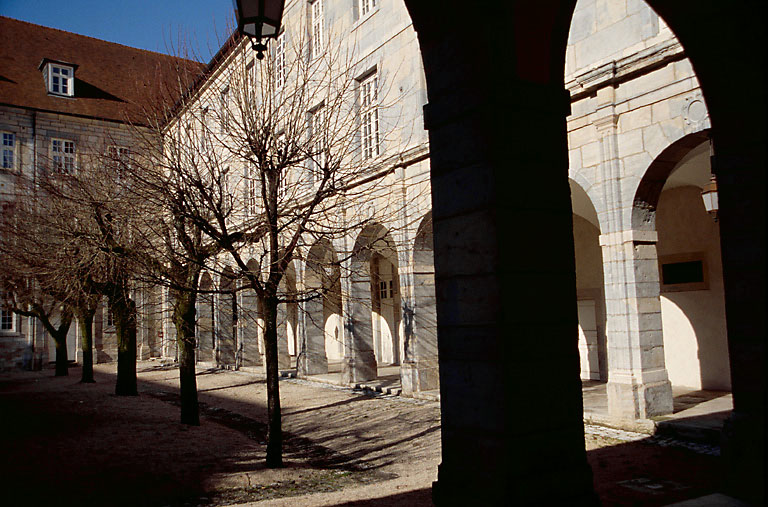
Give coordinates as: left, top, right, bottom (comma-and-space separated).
656, 185, 730, 390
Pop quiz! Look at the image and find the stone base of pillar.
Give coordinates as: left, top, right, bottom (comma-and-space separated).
341, 351, 377, 383
298, 351, 328, 377
722, 410, 765, 504
607, 378, 673, 419
400, 360, 439, 396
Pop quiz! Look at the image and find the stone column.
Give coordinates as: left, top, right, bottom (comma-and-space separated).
414, 25, 596, 502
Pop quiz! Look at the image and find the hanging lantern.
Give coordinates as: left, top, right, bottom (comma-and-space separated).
701, 175, 718, 222
232, 0, 285, 59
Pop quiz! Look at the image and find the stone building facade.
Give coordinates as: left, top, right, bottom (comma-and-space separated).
2, 0, 763, 502
0, 16, 197, 370
153, 0, 729, 414
154, 0, 438, 397
2, 1, 731, 408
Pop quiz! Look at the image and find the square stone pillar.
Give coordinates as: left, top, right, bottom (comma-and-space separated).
275, 302, 291, 369
341, 276, 377, 382
600, 230, 673, 419
298, 297, 328, 376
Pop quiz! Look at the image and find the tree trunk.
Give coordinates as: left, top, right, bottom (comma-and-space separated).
263, 294, 283, 468
78, 308, 96, 383
112, 285, 138, 396
52, 309, 74, 377
173, 290, 200, 426
53, 335, 68, 376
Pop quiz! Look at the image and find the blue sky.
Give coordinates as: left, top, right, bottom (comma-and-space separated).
0, 0, 234, 62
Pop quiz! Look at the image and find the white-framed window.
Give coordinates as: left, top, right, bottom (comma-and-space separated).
2, 132, 16, 170
106, 307, 114, 328
51, 138, 76, 174
360, 0, 378, 18
378, 280, 394, 300
1, 291, 15, 332
308, 105, 326, 183
274, 32, 286, 90
360, 72, 380, 160
47, 64, 74, 96
311, 0, 324, 59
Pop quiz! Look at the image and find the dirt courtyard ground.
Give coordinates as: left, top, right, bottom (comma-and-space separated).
0, 362, 723, 506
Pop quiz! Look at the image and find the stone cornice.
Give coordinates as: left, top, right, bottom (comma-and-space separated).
566, 39, 685, 102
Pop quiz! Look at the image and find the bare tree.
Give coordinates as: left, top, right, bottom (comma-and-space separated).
127, 17, 425, 466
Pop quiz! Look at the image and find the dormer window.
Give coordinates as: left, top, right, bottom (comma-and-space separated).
39, 59, 77, 97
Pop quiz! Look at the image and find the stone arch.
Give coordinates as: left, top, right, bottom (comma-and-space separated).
301, 239, 343, 376
217, 266, 237, 367
639, 133, 732, 391
196, 272, 215, 364
348, 222, 401, 381
406, 0, 763, 502
632, 129, 710, 231
570, 178, 607, 382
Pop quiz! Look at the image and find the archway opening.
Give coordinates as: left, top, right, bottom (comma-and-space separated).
303, 239, 342, 376
651, 135, 731, 391
349, 222, 401, 381
569, 180, 607, 383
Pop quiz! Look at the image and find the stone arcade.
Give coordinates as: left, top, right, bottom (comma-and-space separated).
1, 0, 764, 504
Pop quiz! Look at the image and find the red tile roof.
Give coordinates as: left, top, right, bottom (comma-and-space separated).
0, 16, 205, 125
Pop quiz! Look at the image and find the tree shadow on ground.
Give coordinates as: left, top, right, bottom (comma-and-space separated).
0, 365, 437, 506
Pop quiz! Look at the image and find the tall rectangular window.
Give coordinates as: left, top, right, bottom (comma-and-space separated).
308, 106, 326, 182
2, 132, 15, 170
220, 87, 230, 132
311, 0, 324, 59
275, 32, 286, 90
244, 165, 259, 214
360, 0, 378, 17
360, 73, 379, 160
51, 138, 76, 174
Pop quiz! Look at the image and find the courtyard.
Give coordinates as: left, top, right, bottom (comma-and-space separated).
0, 362, 726, 506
